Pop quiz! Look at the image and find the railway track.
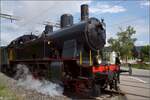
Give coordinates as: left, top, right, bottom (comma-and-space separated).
103, 89, 125, 96
94, 89, 125, 100
64, 88, 125, 100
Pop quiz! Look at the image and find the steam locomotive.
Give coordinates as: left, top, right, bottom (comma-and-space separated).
1, 4, 120, 96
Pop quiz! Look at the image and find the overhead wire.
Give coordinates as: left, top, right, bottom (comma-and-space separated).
20, 5, 59, 27
3, 1, 149, 32
11, 1, 123, 27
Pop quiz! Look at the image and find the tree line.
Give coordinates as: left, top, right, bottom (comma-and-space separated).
107, 26, 149, 62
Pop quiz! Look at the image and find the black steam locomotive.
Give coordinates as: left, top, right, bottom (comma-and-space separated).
1, 4, 120, 96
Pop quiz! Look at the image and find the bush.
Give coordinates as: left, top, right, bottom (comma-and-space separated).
131, 63, 150, 70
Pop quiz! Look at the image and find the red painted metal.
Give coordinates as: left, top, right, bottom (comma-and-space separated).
109, 64, 119, 71
92, 64, 119, 73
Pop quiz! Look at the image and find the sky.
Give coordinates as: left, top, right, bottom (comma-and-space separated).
0, 0, 149, 46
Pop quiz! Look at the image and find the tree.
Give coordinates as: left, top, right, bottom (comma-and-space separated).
107, 38, 120, 52
140, 45, 150, 62
108, 26, 137, 61
131, 46, 138, 58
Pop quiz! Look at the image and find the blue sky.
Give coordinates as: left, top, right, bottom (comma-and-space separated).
1, 0, 149, 46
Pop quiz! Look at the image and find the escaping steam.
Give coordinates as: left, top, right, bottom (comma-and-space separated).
15, 64, 64, 96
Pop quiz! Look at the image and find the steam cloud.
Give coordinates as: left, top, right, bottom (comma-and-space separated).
15, 64, 64, 96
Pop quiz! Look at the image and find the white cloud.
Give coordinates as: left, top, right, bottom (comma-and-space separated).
1, 0, 92, 26
118, 19, 149, 39
140, 1, 150, 6
1, 32, 18, 46
135, 40, 149, 46
106, 18, 149, 46
0, 0, 148, 47
90, 3, 126, 14
1, 1, 14, 15
1, 0, 92, 46
1, 22, 19, 31
133, 20, 149, 36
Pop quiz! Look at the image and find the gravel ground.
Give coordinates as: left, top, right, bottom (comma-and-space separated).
0, 72, 70, 100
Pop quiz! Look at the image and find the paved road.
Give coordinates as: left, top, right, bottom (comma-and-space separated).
119, 67, 150, 100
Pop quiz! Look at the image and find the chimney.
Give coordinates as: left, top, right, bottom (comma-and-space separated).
60, 14, 73, 28
81, 4, 89, 21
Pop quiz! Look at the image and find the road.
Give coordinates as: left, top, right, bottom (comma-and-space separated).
119, 67, 150, 100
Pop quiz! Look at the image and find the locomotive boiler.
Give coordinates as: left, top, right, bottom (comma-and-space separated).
1, 4, 121, 97
8, 4, 106, 61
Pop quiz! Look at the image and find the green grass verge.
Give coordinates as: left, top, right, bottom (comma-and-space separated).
131, 63, 150, 70
0, 82, 18, 100
122, 63, 150, 70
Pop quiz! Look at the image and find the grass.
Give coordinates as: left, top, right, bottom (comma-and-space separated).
0, 82, 18, 100
123, 63, 150, 70
131, 63, 150, 70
